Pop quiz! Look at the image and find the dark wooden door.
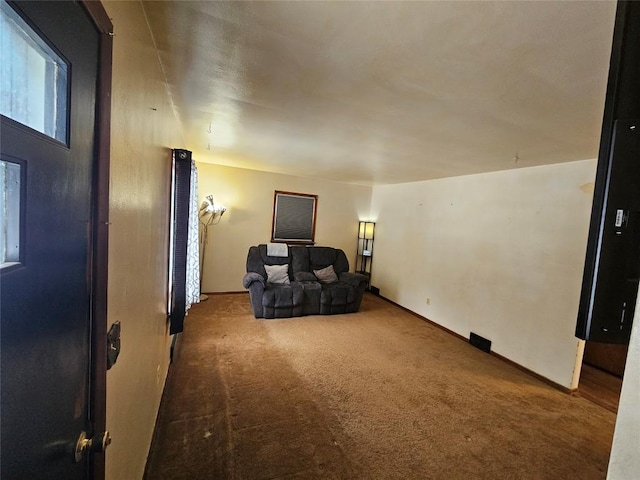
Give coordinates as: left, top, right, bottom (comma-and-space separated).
0, 1, 105, 478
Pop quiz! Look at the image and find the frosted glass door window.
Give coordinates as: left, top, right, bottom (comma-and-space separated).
0, 160, 20, 267
0, 0, 68, 143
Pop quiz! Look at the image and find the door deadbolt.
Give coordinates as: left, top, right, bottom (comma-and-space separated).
74, 430, 111, 462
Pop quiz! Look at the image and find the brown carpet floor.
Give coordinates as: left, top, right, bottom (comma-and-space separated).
144, 293, 615, 480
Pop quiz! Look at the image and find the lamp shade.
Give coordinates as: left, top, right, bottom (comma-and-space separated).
359, 221, 375, 239
199, 194, 226, 226
364, 222, 375, 239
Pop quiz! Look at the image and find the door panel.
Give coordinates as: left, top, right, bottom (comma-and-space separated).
1, 1, 99, 478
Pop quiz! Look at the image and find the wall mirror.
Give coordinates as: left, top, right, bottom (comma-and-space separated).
271, 190, 317, 244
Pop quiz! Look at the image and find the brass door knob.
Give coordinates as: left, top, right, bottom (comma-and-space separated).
74, 430, 111, 462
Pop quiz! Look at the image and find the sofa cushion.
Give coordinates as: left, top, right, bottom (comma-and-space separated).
291, 246, 310, 273
300, 282, 321, 315
313, 265, 338, 283
309, 247, 349, 275
265, 264, 290, 285
291, 246, 349, 277
294, 271, 317, 282
262, 284, 303, 308
320, 283, 355, 306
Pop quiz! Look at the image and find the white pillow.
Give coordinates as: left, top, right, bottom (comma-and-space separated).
313, 265, 338, 284
264, 264, 290, 285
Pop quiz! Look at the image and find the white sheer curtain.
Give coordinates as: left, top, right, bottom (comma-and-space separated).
185, 160, 200, 311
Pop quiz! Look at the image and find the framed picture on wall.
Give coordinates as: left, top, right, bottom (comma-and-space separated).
271, 191, 318, 244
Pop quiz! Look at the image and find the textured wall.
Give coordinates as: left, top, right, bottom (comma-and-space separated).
370, 160, 597, 388
196, 162, 372, 293
102, 2, 184, 479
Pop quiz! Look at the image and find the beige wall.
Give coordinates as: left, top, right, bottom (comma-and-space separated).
103, 2, 183, 479
370, 160, 597, 388
196, 163, 372, 293
607, 292, 640, 478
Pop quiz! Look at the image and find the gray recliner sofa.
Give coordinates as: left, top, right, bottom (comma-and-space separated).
242, 244, 368, 319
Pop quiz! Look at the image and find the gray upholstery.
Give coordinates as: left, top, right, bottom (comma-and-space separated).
290, 246, 349, 276
246, 245, 292, 280
244, 245, 300, 319
243, 244, 368, 318
262, 283, 304, 318
299, 281, 321, 315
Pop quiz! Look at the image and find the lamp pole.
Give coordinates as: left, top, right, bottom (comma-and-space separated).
199, 221, 210, 301
198, 197, 226, 302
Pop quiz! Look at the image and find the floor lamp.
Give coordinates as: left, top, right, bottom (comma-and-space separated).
199, 194, 226, 301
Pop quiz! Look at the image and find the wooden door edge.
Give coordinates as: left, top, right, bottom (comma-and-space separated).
80, 2, 112, 479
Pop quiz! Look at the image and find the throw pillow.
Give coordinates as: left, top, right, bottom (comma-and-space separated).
313, 265, 338, 284
264, 264, 290, 285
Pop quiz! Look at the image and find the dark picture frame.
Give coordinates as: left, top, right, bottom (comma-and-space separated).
271, 190, 318, 244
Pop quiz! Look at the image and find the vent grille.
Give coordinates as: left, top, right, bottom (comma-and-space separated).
470, 332, 492, 353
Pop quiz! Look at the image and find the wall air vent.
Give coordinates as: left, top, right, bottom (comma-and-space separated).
470, 332, 492, 353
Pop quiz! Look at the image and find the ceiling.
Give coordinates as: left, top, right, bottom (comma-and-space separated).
141, 0, 616, 186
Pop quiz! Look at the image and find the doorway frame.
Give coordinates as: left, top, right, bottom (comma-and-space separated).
79, 2, 112, 479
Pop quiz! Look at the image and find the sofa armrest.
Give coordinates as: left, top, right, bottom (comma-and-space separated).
339, 272, 368, 287
294, 271, 317, 282
243, 272, 265, 289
